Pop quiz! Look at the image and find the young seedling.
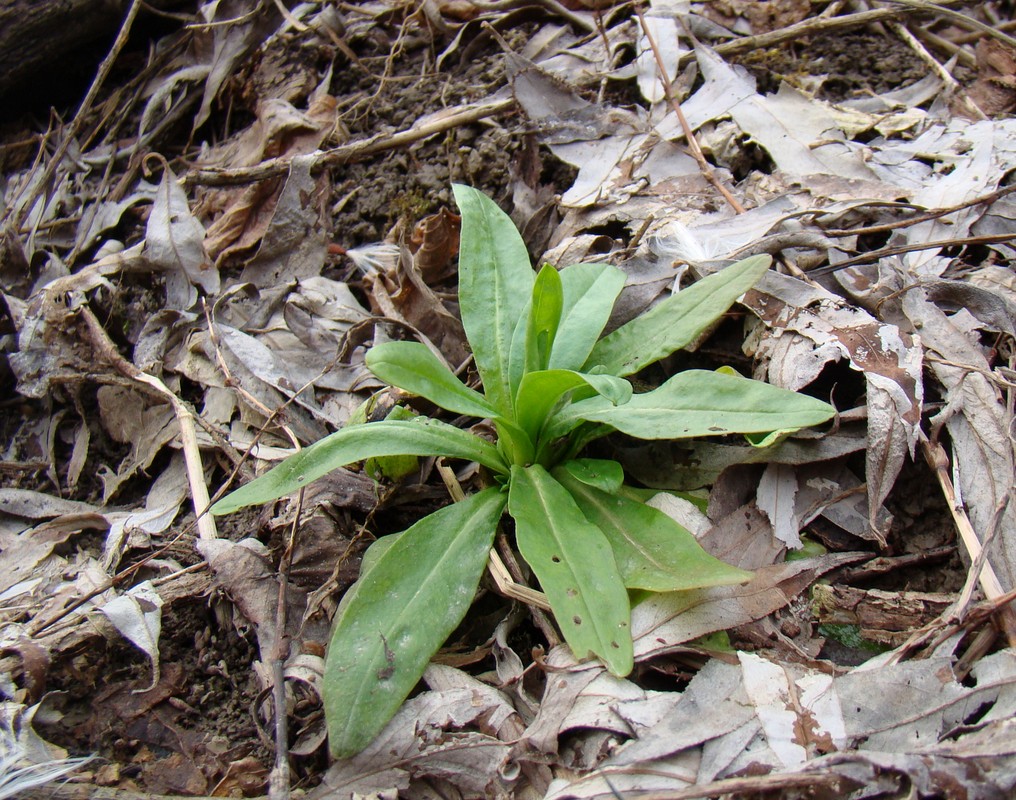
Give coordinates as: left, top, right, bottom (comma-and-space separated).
211, 185, 835, 757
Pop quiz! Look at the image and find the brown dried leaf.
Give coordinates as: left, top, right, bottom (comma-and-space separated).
200, 95, 338, 266
410, 207, 461, 283
966, 39, 1016, 117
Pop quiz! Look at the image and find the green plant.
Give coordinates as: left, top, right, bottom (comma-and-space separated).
211, 185, 835, 757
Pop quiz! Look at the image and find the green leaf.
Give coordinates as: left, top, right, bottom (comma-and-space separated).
211, 418, 507, 514
508, 465, 632, 676
514, 369, 632, 443
548, 370, 835, 441
493, 418, 536, 467
558, 458, 624, 494
585, 254, 772, 376
453, 184, 534, 414
367, 341, 496, 419
333, 533, 403, 619
364, 405, 420, 481
551, 263, 626, 372
324, 488, 505, 757
554, 467, 753, 591
525, 264, 564, 374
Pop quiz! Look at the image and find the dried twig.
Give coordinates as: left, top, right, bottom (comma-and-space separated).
820, 184, 1016, 239
76, 305, 219, 541
921, 439, 1016, 647
686, 0, 965, 67
634, 5, 744, 215
184, 97, 514, 187
267, 486, 301, 800
888, 0, 1016, 50
806, 233, 1016, 277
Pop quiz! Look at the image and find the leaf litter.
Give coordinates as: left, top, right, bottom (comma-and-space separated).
1, 0, 1016, 797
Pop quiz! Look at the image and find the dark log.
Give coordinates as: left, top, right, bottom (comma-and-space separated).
0, 0, 188, 103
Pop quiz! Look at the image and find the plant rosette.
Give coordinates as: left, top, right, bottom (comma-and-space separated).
211, 185, 835, 757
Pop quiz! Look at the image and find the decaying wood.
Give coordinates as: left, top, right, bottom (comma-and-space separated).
812, 584, 954, 647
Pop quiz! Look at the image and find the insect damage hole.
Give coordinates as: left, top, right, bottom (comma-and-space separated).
573, 615, 582, 625
551, 555, 561, 563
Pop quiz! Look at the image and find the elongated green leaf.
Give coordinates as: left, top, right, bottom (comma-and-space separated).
525, 264, 564, 374
585, 254, 772, 376
507, 301, 530, 410
367, 341, 496, 419
324, 488, 505, 756
552, 263, 626, 371
453, 185, 534, 414
559, 458, 624, 494
211, 418, 506, 514
494, 418, 535, 467
364, 405, 420, 481
554, 467, 752, 591
548, 370, 835, 441
508, 465, 632, 676
333, 533, 403, 619
515, 369, 632, 442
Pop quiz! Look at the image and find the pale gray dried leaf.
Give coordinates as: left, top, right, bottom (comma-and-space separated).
96, 386, 179, 503
194, 0, 279, 129
747, 271, 922, 536
313, 687, 513, 799
581, 647, 1016, 798
239, 154, 329, 288
923, 279, 1016, 337
102, 454, 189, 571
757, 463, 801, 549
143, 164, 216, 308
139, 65, 210, 141
545, 750, 700, 800
797, 462, 890, 539
897, 118, 1016, 274
517, 648, 601, 756
635, 2, 688, 104
903, 290, 1016, 590
632, 553, 866, 660
609, 658, 748, 764
422, 665, 523, 743
729, 83, 876, 179
74, 183, 157, 255
0, 512, 106, 599
0, 490, 100, 520
97, 581, 164, 682
622, 426, 866, 490
215, 323, 332, 437
557, 671, 680, 739
796, 722, 1016, 800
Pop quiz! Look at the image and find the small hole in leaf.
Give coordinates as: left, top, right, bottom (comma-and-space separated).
566, 588, 577, 597
297, 475, 306, 483
573, 615, 582, 625
619, 621, 628, 628
551, 555, 561, 563
611, 641, 619, 649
